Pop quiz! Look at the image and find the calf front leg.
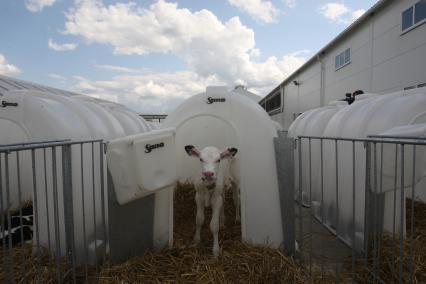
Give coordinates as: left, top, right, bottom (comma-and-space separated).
194, 192, 204, 245
210, 194, 223, 257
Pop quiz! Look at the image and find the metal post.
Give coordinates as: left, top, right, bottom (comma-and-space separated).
376, 143, 384, 278
80, 144, 88, 281
320, 138, 324, 275
409, 145, 416, 284
52, 146, 62, 283
91, 142, 98, 271
364, 142, 371, 266
5, 152, 15, 283
99, 141, 108, 263
351, 141, 356, 282
31, 149, 41, 283
16, 151, 27, 279
298, 138, 303, 256
273, 131, 295, 255
335, 140, 339, 235
43, 148, 53, 277
392, 144, 398, 278
0, 153, 7, 279
372, 142, 378, 278
399, 144, 405, 284
308, 138, 313, 276
62, 144, 76, 283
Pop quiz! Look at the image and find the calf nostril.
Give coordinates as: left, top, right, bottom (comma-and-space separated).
203, 171, 214, 177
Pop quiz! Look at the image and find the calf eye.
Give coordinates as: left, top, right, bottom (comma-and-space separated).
216, 159, 220, 163
200, 158, 204, 162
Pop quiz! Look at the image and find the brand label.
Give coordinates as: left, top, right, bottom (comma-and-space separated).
145, 142, 165, 153
206, 97, 226, 104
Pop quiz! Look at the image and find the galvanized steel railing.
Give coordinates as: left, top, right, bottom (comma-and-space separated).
294, 134, 426, 283
0, 139, 108, 283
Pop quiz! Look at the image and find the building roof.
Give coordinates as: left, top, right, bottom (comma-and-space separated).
233, 85, 263, 102
261, 0, 389, 103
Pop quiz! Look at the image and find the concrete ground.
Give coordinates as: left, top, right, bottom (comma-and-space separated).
295, 203, 360, 281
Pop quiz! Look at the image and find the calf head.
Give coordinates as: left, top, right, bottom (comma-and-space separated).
185, 145, 238, 183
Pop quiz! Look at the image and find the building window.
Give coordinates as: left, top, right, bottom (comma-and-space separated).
402, 6, 414, 31
335, 48, 351, 70
260, 92, 281, 113
415, 1, 426, 24
266, 92, 281, 113
402, 1, 426, 33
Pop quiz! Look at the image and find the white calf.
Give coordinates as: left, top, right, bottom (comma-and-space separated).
184, 145, 239, 257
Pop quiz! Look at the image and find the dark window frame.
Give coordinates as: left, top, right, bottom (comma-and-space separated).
265, 91, 282, 113
401, 1, 426, 34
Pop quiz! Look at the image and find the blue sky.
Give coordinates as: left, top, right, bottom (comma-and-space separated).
0, 0, 378, 113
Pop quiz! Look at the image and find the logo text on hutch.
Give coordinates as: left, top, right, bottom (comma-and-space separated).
145, 142, 165, 153
206, 97, 226, 104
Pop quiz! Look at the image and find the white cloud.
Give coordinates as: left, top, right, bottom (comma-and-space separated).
25, 0, 56, 12
95, 64, 148, 74
71, 48, 307, 114
0, 54, 21, 77
48, 73, 66, 80
71, 71, 224, 114
283, 0, 297, 8
48, 39, 78, 51
227, 0, 279, 23
64, 0, 306, 92
319, 3, 349, 23
319, 3, 366, 24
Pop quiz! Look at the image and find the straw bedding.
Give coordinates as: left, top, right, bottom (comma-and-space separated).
348, 199, 426, 284
98, 181, 334, 283
2, 183, 426, 283
0, 243, 71, 283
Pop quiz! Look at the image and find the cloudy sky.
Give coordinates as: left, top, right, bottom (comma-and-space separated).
0, 0, 377, 114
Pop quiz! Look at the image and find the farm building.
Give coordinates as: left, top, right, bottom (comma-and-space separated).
260, 0, 426, 130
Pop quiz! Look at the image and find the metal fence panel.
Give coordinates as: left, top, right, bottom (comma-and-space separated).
0, 140, 107, 283
290, 135, 426, 283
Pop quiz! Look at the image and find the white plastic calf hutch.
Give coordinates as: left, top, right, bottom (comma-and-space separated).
107, 86, 284, 253
289, 88, 426, 251
0, 87, 151, 264
288, 100, 348, 206
163, 86, 283, 247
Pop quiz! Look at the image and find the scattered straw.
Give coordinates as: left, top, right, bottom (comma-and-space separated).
348, 199, 426, 284
98, 182, 333, 283
0, 243, 71, 283
2, 183, 426, 283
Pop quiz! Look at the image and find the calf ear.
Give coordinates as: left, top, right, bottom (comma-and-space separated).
220, 147, 238, 159
185, 145, 200, 157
